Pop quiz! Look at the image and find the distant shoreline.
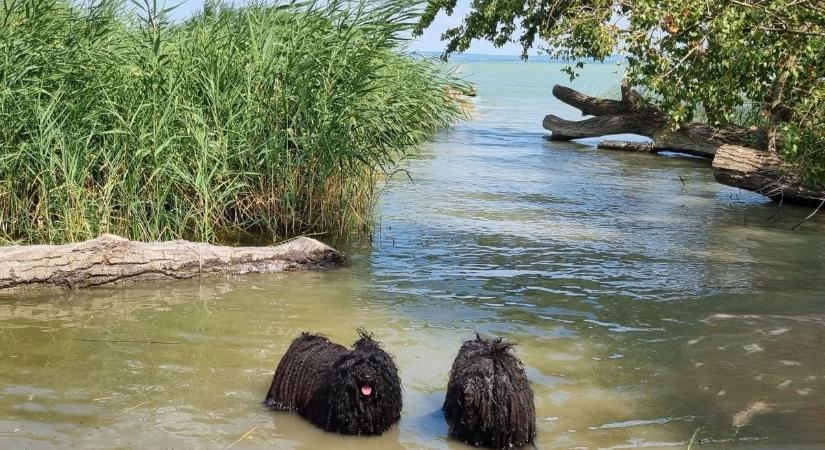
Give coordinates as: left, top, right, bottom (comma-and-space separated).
411, 51, 626, 64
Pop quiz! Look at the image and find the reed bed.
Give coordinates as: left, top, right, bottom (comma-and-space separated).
0, 0, 464, 244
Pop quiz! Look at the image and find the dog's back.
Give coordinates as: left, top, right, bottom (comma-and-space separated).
265, 333, 349, 411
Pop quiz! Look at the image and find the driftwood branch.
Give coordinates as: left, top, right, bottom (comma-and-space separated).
0, 234, 342, 293
543, 82, 767, 158
597, 140, 655, 153
551, 85, 628, 116
544, 113, 658, 141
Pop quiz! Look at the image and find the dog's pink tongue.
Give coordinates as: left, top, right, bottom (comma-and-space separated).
360, 385, 372, 396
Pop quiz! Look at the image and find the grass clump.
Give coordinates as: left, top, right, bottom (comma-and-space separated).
0, 0, 464, 244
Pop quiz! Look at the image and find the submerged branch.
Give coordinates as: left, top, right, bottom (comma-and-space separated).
543, 84, 825, 205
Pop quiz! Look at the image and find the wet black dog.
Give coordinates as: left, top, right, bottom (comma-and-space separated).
264, 330, 402, 435
443, 335, 536, 448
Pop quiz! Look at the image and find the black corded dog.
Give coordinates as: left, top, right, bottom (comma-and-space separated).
264, 329, 402, 435
444, 335, 536, 448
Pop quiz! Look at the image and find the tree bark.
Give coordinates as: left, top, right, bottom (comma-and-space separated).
543, 113, 660, 141
543, 82, 768, 158
0, 234, 343, 294
712, 145, 825, 205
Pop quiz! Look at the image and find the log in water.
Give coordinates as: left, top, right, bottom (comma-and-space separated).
544, 82, 825, 204
713, 145, 825, 205
542, 80, 767, 158
0, 234, 342, 293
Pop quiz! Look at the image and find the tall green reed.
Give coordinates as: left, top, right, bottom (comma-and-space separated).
0, 0, 464, 244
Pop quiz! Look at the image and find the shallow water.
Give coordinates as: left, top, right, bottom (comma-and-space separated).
2, 62, 825, 449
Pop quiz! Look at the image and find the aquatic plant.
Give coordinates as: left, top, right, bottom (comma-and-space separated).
0, 0, 464, 244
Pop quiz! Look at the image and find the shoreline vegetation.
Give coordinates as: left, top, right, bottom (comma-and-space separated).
0, 0, 466, 246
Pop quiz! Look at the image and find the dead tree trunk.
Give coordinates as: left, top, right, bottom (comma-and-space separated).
543, 82, 825, 205
543, 81, 768, 158
0, 234, 342, 294
713, 145, 825, 205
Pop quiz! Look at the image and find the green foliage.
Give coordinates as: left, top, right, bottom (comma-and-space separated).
415, 0, 825, 182
0, 0, 463, 244
784, 84, 825, 182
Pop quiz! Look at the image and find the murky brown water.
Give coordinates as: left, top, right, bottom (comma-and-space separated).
2, 62, 825, 449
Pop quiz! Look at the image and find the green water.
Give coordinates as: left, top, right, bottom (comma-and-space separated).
2, 62, 825, 449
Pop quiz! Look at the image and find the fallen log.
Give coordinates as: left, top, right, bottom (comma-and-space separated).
544, 112, 658, 142
0, 234, 343, 293
596, 139, 718, 159
542, 82, 825, 205
597, 140, 655, 153
543, 81, 767, 158
712, 145, 825, 205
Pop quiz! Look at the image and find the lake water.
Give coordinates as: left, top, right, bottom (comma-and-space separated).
2, 61, 825, 449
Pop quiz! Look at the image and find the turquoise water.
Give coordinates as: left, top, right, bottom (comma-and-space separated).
1, 61, 825, 449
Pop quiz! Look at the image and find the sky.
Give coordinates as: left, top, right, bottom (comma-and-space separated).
404, 3, 526, 55
167, 0, 527, 55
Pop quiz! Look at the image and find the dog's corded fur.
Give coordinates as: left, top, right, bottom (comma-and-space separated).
443, 335, 536, 449
265, 329, 402, 435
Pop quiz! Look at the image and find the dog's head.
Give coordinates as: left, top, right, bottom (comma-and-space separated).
309, 329, 403, 435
